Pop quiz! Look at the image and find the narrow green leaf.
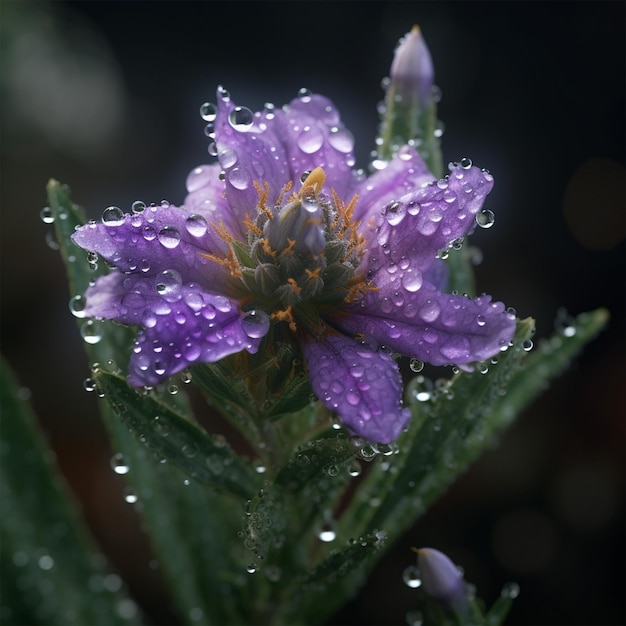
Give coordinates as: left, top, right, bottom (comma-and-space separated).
94, 370, 262, 499
278, 531, 386, 625
275, 433, 358, 492
0, 358, 139, 626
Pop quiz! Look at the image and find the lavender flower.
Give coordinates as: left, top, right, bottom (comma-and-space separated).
415, 547, 468, 611
71, 87, 515, 443
390, 25, 435, 109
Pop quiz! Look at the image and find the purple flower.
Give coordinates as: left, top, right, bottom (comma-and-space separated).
390, 25, 435, 108
71, 87, 515, 443
415, 547, 468, 611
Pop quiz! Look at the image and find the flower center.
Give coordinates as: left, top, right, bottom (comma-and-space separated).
202, 167, 372, 335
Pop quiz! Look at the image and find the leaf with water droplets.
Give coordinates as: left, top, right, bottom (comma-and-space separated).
93, 370, 262, 499
0, 358, 139, 626
279, 531, 386, 624
275, 432, 358, 492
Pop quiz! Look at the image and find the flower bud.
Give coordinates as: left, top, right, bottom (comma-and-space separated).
377, 26, 442, 176
415, 547, 468, 611
390, 25, 434, 109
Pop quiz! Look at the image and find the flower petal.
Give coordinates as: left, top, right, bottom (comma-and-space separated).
184, 163, 244, 241
213, 89, 290, 222
354, 145, 433, 224
362, 161, 494, 277
81, 273, 267, 386
71, 205, 232, 292
333, 281, 516, 366
274, 93, 360, 198
300, 333, 411, 443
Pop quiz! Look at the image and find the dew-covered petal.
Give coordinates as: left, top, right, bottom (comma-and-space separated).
80, 271, 267, 387
71, 204, 232, 291
124, 285, 269, 385
300, 333, 411, 443
333, 283, 516, 366
213, 89, 290, 223
184, 163, 244, 240
354, 145, 433, 224
362, 162, 494, 277
424, 258, 448, 291
273, 93, 360, 199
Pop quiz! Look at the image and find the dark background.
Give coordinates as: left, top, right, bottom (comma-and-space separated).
1, 1, 624, 624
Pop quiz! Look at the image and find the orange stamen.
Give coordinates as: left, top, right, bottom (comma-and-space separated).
271, 306, 297, 332
282, 239, 296, 255
287, 278, 301, 294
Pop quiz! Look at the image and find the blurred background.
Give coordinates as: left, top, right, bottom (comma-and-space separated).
1, 1, 624, 624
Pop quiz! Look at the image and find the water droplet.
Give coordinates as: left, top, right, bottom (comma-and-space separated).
402, 269, 423, 293
246, 563, 258, 574
38, 554, 55, 571
297, 125, 324, 154
102, 206, 125, 226
228, 167, 251, 190
501, 581, 520, 599
156, 269, 182, 302
522, 339, 533, 351
298, 87, 312, 101
402, 564, 422, 588
182, 443, 198, 458
158, 226, 181, 249
81, 320, 103, 344
316, 519, 337, 542
69, 294, 87, 318
199, 102, 217, 122
123, 487, 138, 504
241, 310, 270, 339
460, 157, 473, 169
228, 106, 254, 130
189, 608, 204, 622
40, 206, 54, 224
131, 200, 146, 213
476, 208, 495, 228
348, 460, 362, 477
409, 358, 424, 373
83, 377, 97, 392
45, 230, 60, 250
110, 453, 129, 475
328, 127, 354, 153
185, 214, 208, 237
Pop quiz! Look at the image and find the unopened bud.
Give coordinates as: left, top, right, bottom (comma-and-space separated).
414, 547, 468, 611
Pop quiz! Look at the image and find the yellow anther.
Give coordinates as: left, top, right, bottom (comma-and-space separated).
253, 180, 273, 219
276, 180, 294, 206
243, 212, 263, 237
259, 238, 277, 258
211, 219, 235, 243
271, 306, 297, 332
282, 239, 297, 255
299, 167, 326, 199
200, 247, 242, 278
305, 267, 322, 279
343, 278, 377, 303
287, 278, 301, 294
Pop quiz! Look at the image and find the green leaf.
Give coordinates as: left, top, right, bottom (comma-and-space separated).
94, 370, 262, 499
278, 531, 387, 625
275, 432, 358, 492
0, 358, 139, 626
